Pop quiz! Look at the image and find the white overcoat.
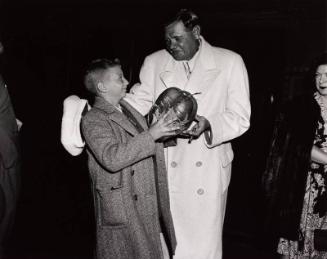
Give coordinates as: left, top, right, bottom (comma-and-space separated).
125, 37, 251, 259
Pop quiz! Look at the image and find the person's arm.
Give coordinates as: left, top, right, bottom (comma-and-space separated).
0, 75, 18, 133
81, 111, 179, 173
0, 126, 18, 169
124, 56, 155, 116
311, 145, 327, 164
184, 54, 250, 146
205, 54, 251, 147
0, 75, 19, 168
82, 113, 156, 173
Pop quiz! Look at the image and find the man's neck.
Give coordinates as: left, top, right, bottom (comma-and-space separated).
185, 40, 201, 71
186, 38, 201, 61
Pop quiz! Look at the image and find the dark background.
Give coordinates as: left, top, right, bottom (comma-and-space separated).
0, 0, 326, 258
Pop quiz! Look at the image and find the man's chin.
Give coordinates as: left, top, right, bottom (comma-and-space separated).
173, 56, 186, 61
318, 88, 327, 95
169, 51, 185, 61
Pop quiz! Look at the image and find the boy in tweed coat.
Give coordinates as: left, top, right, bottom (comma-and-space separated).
81, 58, 178, 259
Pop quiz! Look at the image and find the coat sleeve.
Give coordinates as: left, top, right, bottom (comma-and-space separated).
0, 127, 18, 169
81, 111, 156, 172
205, 54, 251, 147
124, 56, 155, 116
0, 76, 19, 168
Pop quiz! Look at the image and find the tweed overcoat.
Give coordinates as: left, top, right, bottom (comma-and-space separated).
125, 37, 251, 259
81, 97, 176, 259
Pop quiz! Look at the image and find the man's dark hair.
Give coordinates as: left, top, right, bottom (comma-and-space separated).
164, 9, 200, 31
84, 58, 120, 95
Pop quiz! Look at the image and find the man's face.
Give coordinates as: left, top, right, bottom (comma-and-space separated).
164, 21, 200, 61
315, 64, 327, 96
101, 65, 129, 100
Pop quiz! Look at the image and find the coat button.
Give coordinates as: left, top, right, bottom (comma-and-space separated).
133, 194, 138, 201
131, 170, 135, 176
195, 161, 202, 167
197, 188, 204, 195
171, 161, 177, 168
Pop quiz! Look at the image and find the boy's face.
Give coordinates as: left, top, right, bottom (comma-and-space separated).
101, 65, 129, 100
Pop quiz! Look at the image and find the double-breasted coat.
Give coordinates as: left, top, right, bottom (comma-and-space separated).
81, 97, 176, 259
125, 37, 251, 259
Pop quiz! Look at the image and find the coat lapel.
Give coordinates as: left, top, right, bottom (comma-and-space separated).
159, 56, 177, 89
184, 37, 221, 96
93, 97, 139, 136
159, 38, 221, 97
120, 99, 148, 130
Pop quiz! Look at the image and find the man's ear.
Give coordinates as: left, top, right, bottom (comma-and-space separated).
192, 25, 201, 40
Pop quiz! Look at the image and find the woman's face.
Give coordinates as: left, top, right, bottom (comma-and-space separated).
315, 64, 327, 96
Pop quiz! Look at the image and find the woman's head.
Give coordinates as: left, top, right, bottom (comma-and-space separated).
314, 53, 327, 97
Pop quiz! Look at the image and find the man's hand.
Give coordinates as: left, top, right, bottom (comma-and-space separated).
184, 114, 210, 137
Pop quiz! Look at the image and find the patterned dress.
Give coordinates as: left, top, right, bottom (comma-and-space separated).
278, 93, 327, 259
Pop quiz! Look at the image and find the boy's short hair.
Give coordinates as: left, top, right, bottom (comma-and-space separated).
84, 58, 121, 95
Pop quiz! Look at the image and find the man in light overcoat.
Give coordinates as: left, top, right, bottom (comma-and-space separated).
125, 9, 251, 259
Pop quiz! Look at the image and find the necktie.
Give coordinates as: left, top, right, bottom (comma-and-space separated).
183, 61, 191, 79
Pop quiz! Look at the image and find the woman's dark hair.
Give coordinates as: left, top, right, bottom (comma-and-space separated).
301, 53, 327, 96
313, 52, 327, 68
84, 58, 120, 95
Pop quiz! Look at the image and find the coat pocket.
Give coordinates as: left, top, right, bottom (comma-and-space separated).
221, 148, 234, 168
221, 148, 234, 192
96, 187, 128, 227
